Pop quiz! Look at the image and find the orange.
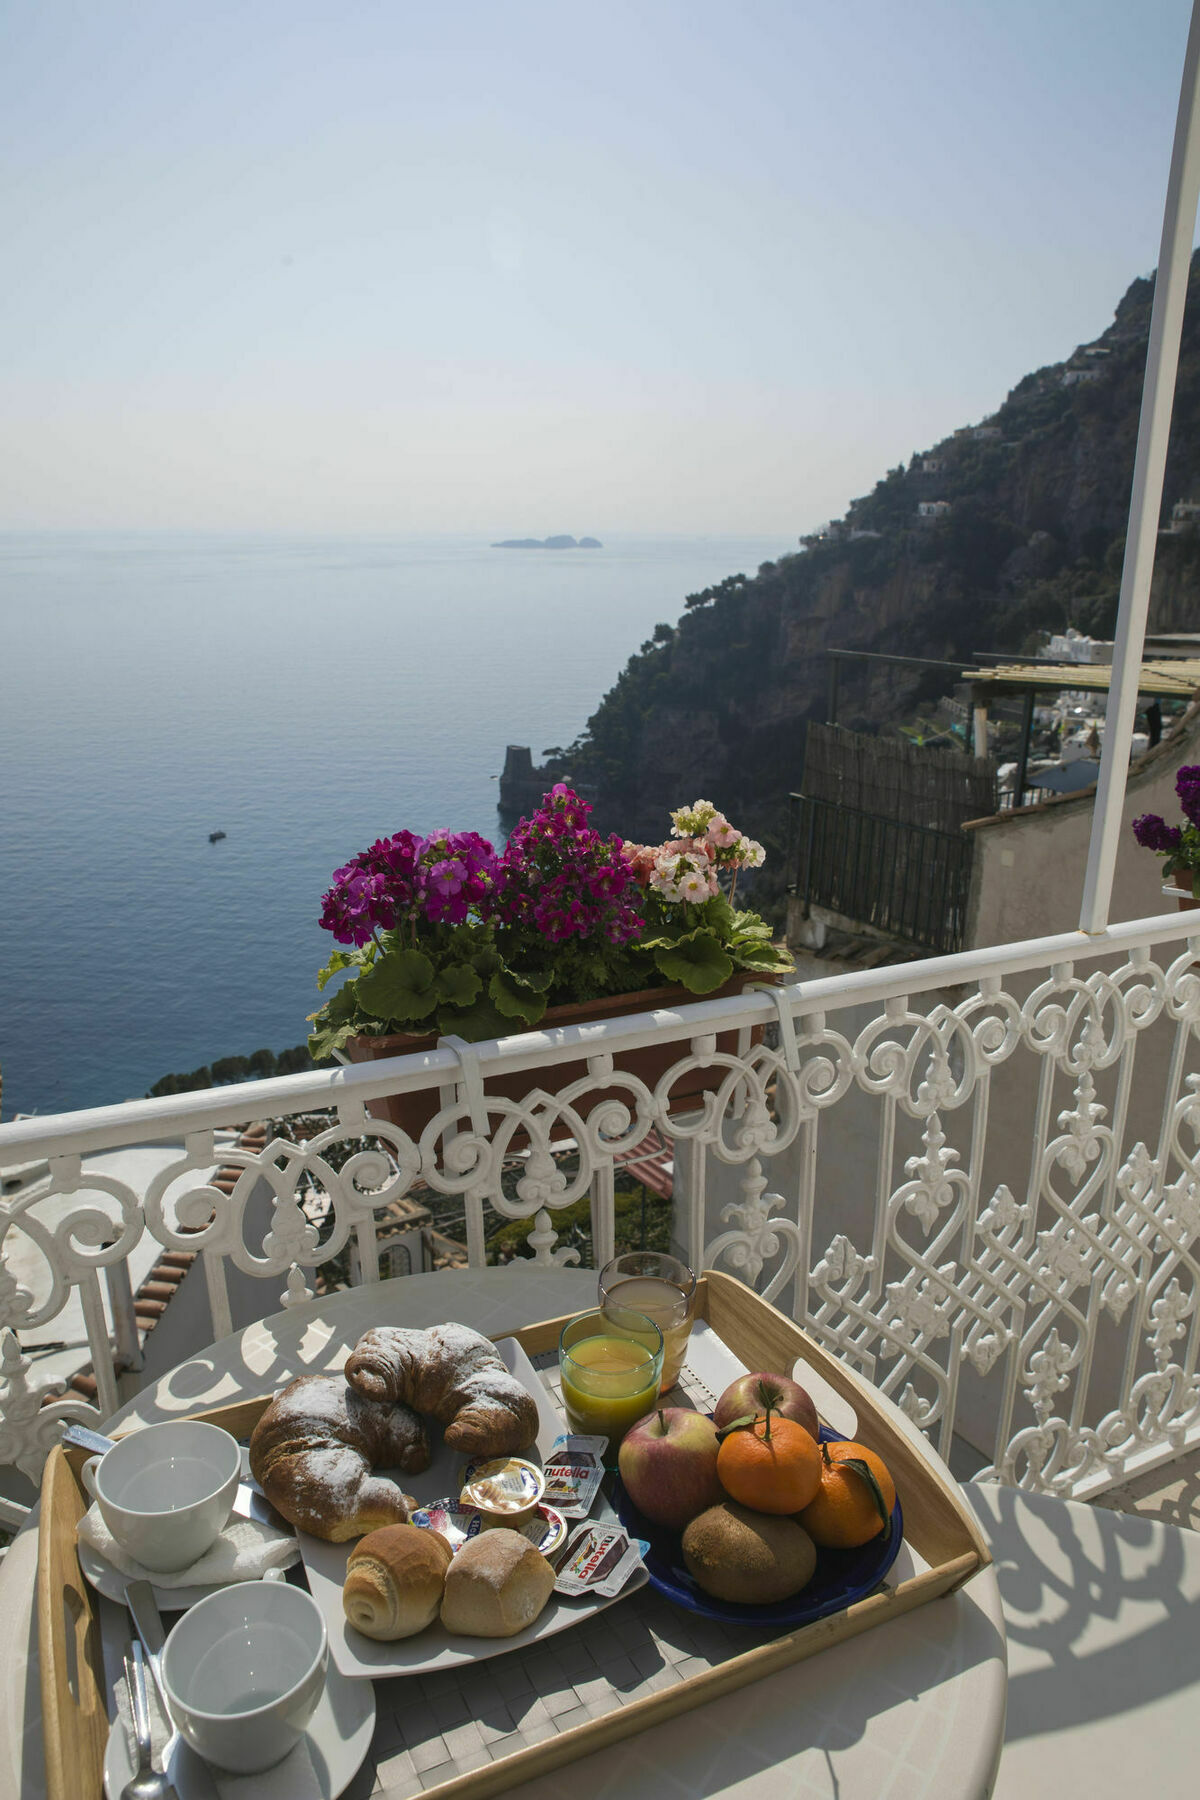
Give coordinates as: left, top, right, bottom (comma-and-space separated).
797, 1440, 896, 1548
716, 1413, 822, 1514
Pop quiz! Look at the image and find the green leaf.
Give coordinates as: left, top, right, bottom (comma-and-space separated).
489, 969, 549, 1025
316, 946, 372, 991
653, 931, 734, 994
307, 1017, 365, 1062
435, 963, 482, 1009
703, 894, 735, 932
506, 965, 554, 992
354, 948, 440, 1025
734, 941, 794, 972
438, 993, 515, 1042
839, 1456, 892, 1536
729, 908, 773, 939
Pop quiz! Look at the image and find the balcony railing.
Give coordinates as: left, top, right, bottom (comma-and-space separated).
789, 790, 975, 953
3, 906, 1199, 1528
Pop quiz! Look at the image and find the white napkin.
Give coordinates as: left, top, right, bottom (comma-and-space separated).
115, 1663, 323, 1800
78, 1503, 299, 1587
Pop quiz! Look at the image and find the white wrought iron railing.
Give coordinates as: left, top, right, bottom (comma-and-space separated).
2, 906, 1199, 1528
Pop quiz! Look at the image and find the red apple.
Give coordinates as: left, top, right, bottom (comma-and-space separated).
713, 1372, 819, 1441
617, 1407, 724, 1531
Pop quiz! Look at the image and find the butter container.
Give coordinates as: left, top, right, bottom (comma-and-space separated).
519, 1503, 568, 1558
458, 1456, 546, 1528
409, 1499, 485, 1554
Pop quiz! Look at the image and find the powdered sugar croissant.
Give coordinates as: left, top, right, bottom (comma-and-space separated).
248, 1373, 430, 1541
344, 1323, 540, 1457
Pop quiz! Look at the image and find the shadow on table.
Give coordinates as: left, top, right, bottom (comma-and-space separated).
967, 1481, 1200, 1742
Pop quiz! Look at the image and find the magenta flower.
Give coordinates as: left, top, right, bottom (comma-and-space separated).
1176, 768, 1200, 830
1132, 813, 1182, 854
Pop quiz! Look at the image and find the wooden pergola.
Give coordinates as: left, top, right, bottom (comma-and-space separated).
962, 658, 1200, 806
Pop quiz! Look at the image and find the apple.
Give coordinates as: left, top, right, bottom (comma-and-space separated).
617, 1407, 724, 1531
712, 1372, 819, 1441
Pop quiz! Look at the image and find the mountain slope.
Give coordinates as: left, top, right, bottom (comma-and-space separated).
543, 255, 1200, 874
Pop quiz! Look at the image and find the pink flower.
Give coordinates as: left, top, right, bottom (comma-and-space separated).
707, 816, 740, 850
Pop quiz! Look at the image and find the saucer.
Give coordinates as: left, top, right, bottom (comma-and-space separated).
78, 1537, 231, 1611
79, 1446, 267, 1612
103, 1657, 375, 1800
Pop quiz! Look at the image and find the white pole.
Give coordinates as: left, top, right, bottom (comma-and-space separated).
1079, 1, 1200, 934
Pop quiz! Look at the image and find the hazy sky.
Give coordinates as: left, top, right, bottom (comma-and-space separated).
1, 1, 1195, 535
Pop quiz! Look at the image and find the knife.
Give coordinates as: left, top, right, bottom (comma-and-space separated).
61, 1422, 287, 1529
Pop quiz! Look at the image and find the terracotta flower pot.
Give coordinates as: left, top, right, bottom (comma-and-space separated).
343, 971, 780, 1146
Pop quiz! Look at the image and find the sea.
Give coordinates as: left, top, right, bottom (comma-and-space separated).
0, 531, 795, 1119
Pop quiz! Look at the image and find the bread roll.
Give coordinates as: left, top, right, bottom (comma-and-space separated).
343, 1524, 452, 1640
439, 1528, 555, 1638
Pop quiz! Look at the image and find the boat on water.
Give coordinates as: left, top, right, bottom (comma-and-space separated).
208, 830, 226, 843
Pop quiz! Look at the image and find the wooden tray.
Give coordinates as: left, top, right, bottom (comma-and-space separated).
37, 1269, 991, 1800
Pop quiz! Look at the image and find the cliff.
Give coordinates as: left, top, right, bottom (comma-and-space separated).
541, 255, 1200, 873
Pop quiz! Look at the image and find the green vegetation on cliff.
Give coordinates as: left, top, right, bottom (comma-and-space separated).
545, 255, 1200, 890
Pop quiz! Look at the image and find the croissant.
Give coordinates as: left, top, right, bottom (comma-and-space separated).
248, 1373, 431, 1541
344, 1323, 540, 1458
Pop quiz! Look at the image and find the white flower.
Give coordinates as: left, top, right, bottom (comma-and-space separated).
739, 838, 766, 868
650, 867, 682, 901
670, 798, 717, 837
680, 871, 709, 901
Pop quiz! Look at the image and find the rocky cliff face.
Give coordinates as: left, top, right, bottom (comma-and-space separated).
544, 256, 1200, 864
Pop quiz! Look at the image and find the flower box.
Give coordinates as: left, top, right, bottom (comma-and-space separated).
343, 971, 777, 1146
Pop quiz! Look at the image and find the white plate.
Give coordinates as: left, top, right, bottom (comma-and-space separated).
78, 1449, 268, 1613
102, 1656, 375, 1800
299, 1335, 648, 1677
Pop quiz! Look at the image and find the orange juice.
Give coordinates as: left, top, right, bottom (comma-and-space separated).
559, 1334, 660, 1446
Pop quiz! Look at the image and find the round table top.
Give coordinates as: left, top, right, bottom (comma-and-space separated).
0, 1267, 1007, 1800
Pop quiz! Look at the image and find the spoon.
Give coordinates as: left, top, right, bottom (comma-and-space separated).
120, 1642, 174, 1800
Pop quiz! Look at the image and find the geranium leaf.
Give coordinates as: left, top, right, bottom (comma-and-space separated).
435, 963, 482, 1008
489, 969, 549, 1024
437, 994, 511, 1041
355, 948, 439, 1024
316, 947, 371, 991
504, 966, 555, 992
307, 1016, 366, 1062
653, 931, 733, 993
735, 942, 794, 971
730, 909, 773, 938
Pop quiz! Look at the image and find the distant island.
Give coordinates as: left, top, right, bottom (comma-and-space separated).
491, 535, 603, 550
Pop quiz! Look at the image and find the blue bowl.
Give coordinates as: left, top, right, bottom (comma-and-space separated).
612, 1424, 904, 1627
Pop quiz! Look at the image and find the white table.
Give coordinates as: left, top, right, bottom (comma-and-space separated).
0, 1268, 1007, 1800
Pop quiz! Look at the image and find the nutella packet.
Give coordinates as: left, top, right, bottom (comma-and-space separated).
542, 1433, 607, 1519
552, 1520, 649, 1599
409, 1498, 484, 1554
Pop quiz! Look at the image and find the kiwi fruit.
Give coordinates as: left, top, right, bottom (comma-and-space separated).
682, 1501, 817, 1604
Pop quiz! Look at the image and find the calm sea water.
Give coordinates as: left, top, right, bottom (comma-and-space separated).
0, 531, 792, 1118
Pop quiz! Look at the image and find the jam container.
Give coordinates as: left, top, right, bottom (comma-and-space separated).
458, 1456, 546, 1528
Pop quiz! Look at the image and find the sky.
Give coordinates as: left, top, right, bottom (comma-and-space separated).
1, 0, 1196, 537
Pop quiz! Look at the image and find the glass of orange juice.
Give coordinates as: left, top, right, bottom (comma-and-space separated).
558, 1305, 664, 1458
598, 1252, 697, 1392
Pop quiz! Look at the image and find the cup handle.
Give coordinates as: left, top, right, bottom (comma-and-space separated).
80, 1455, 101, 1502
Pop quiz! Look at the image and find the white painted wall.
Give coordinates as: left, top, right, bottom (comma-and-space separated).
967, 699, 1200, 946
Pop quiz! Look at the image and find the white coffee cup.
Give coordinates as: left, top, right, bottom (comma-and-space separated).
80, 1420, 240, 1572
162, 1580, 328, 1773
